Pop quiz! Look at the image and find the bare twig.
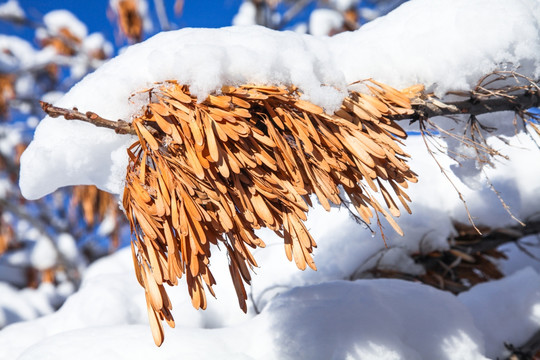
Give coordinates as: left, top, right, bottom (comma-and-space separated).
418, 118, 482, 234
153, 0, 171, 31
483, 169, 525, 226
0, 13, 41, 28
278, 0, 314, 29
40, 101, 139, 135
338, 192, 375, 234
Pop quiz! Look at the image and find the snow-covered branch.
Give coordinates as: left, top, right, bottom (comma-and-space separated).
411, 89, 540, 121
40, 81, 540, 139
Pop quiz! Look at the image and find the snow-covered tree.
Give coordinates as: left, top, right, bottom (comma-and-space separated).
1, 0, 540, 358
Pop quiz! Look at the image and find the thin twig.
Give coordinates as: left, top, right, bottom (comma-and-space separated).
40, 101, 140, 135
482, 168, 525, 226
153, 0, 171, 31
418, 118, 481, 234
278, 0, 314, 29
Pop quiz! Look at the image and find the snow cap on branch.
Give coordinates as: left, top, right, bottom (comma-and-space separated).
19, 0, 540, 200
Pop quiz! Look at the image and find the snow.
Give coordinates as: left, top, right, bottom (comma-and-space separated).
309, 8, 344, 36
56, 233, 78, 263
0, 282, 55, 329
329, 0, 360, 12
6, 0, 540, 358
331, 0, 540, 97
0, 124, 21, 157
19, 0, 540, 200
459, 268, 540, 358
498, 235, 540, 276
82, 32, 113, 58
7, 133, 540, 358
0, 0, 24, 21
0, 35, 38, 72
232, 1, 257, 26
2, 243, 539, 359
41, 10, 88, 40
30, 238, 57, 271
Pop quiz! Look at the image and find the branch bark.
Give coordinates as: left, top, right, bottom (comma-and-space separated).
407, 89, 540, 120
40, 88, 540, 136
40, 101, 138, 135
505, 328, 540, 359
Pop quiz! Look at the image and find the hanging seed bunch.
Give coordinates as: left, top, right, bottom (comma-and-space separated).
71, 185, 122, 248
123, 80, 421, 345
71, 185, 117, 227
112, 0, 144, 43
0, 74, 15, 119
0, 217, 14, 255
39, 26, 83, 57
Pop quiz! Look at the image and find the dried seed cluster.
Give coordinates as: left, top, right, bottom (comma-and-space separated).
71, 185, 121, 248
114, 0, 143, 43
0, 220, 13, 255
72, 185, 117, 227
0, 74, 15, 118
40, 27, 82, 57
123, 80, 421, 346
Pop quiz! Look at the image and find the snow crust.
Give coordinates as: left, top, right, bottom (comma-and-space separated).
458, 268, 540, 358
19, 0, 540, 200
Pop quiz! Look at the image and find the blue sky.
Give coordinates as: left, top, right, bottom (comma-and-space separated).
1, 0, 244, 50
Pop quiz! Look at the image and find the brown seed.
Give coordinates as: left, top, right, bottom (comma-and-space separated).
135, 121, 160, 151
295, 99, 323, 114
122, 80, 422, 347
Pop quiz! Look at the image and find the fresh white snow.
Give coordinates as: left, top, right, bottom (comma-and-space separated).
309, 8, 344, 36
19, 0, 540, 200
0, 0, 24, 21
5, 131, 540, 359
5, 0, 540, 358
40, 10, 88, 40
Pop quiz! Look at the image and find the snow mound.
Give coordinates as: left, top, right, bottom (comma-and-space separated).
5, 244, 539, 360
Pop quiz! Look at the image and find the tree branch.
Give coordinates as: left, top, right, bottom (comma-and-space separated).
40, 87, 540, 138
407, 89, 540, 121
153, 0, 171, 31
278, 0, 314, 29
505, 328, 540, 359
40, 101, 138, 135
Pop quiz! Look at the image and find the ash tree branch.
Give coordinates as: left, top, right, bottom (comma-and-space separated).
40, 88, 540, 136
40, 101, 138, 135
406, 89, 540, 121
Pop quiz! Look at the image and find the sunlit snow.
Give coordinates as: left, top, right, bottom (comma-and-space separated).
3, 0, 540, 359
